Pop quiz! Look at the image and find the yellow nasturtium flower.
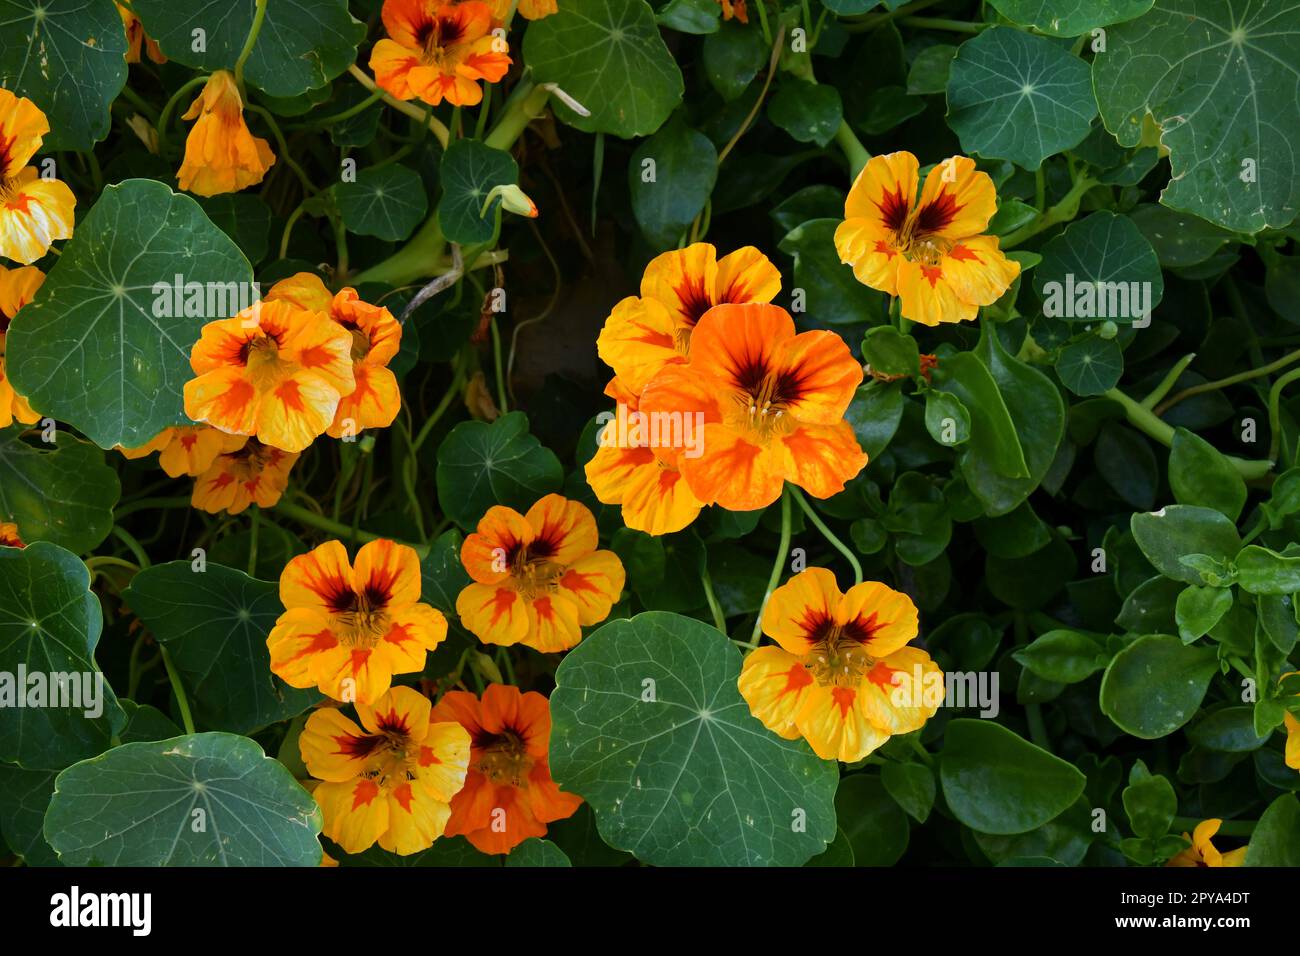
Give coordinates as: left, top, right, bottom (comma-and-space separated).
118, 425, 248, 478
490, 0, 557, 20
0, 89, 76, 265
1282, 671, 1300, 772
0, 264, 44, 427
177, 71, 276, 197
1166, 818, 1247, 867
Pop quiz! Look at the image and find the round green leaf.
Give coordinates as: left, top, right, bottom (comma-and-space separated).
779, 219, 885, 326
1099, 634, 1218, 738
132, 0, 364, 97
0, 427, 119, 553
1235, 545, 1300, 595
767, 80, 843, 148
0, 0, 128, 151
1034, 212, 1164, 324
986, 0, 1153, 36
1129, 505, 1242, 585
0, 764, 58, 865
1186, 706, 1269, 753
549, 611, 839, 866
835, 773, 910, 865
932, 350, 1029, 481
862, 325, 919, 378
122, 561, 321, 734
435, 411, 563, 529
438, 139, 519, 245
1012, 629, 1107, 684
629, 116, 717, 250
1056, 336, 1123, 396
1174, 584, 1232, 643
523, 0, 684, 138
946, 27, 1097, 169
337, 164, 428, 242
940, 719, 1086, 835
198, 194, 273, 266
45, 732, 322, 865
1168, 427, 1247, 521
880, 760, 936, 823
925, 390, 971, 446
1245, 794, 1300, 867
0, 542, 124, 770
6, 179, 253, 450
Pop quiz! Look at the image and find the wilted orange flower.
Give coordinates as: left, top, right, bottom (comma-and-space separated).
177, 71, 276, 197
640, 303, 866, 512
184, 298, 356, 453
191, 438, 297, 514
268, 539, 449, 704
0, 264, 42, 427
1166, 818, 1247, 867
0, 522, 23, 548
585, 376, 703, 536
0, 89, 75, 265
835, 151, 1019, 326
718, 0, 748, 22
597, 243, 781, 394
117, 3, 166, 64
265, 273, 402, 438
430, 683, 581, 854
302, 686, 471, 855
370, 0, 511, 108
456, 495, 624, 652
119, 425, 247, 478
738, 568, 941, 762
489, 0, 556, 19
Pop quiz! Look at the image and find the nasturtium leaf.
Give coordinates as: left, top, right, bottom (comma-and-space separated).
806, 827, 855, 867
1121, 762, 1176, 838
523, 0, 684, 138
0, 542, 123, 770
629, 116, 717, 250
1055, 336, 1123, 396
435, 411, 564, 529
1130, 505, 1242, 585
767, 80, 843, 148
700, 19, 768, 101
1099, 634, 1218, 738
846, 381, 905, 459
1174, 585, 1232, 643
122, 561, 321, 734
438, 140, 518, 245
1093, 0, 1300, 232
656, 0, 721, 34
1128, 203, 1233, 268
946, 27, 1096, 170
0, 0, 127, 151
1234, 546, 1300, 595
118, 699, 183, 744
862, 325, 919, 378
1257, 593, 1298, 655
6, 179, 253, 450
1013, 630, 1107, 684
836, 774, 909, 866
779, 219, 885, 326
1034, 212, 1164, 325
419, 529, 472, 619
1186, 706, 1268, 753
45, 732, 322, 866
881, 760, 936, 823
0, 428, 119, 553
199, 194, 273, 266
924, 390, 971, 447
907, 43, 957, 95
973, 501, 1052, 559
1169, 427, 1246, 520
941, 719, 1086, 835
335, 165, 428, 242
132, 0, 365, 98
986, 0, 1153, 36
0, 764, 58, 865
549, 612, 839, 866
504, 838, 572, 867
1245, 794, 1300, 867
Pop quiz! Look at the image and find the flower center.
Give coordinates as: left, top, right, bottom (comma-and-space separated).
510, 550, 562, 600
347, 326, 371, 362
418, 17, 467, 66
360, 731, 419, 790
0, 176, 30, 213
477, 731, 531, 787
243, 335, 290, 388
806, 628, 875, 688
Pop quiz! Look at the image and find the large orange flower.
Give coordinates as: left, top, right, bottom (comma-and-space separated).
597, 243, 781, 394
0, 264, 42, 427
177, 71, 276, 197
268, 539, 449, 704
302, 686, 471, 855
0, 522, 23, 548
184, 298, 356, 453
835, 151, 1019, 327
640, 303, 867, 512
190, 438, 297, 514
0, 89, 75, 265
584, 376, 704, 536
370, 0, 511, 108
430, 684, 581, 854
265, 273, 402, 438
1166, 819, 1247, 867
117, 3, 166, 64
119, 425, 247, 478
738, 568, 942, 762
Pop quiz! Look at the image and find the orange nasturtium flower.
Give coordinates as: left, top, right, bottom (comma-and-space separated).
301, 686, 471, 855
118, 425, 247, 478
0, 522, 23, 548
1166, 818, 1247, 868
718, 0, 749, 23
265, 273, 402, 438
738, 568, 942, 762
490, 0, 556, 19
117, 3, 166, 64
184, 298, 356, 453
370, 0, 512, 108
177, 71, 276, 197
456, 495, 625, 652
0, 89, 76, 265
596, 243, 781, 394
639, 303, 867, 512
268, 539, 449, 704
191, 438, 298, 514
0, 264, 43, 427
431, 683, 581, 854
835, 152, 1019, 327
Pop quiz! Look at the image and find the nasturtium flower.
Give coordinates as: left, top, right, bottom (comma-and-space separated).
184, 298, 356, 453
370, 0, 512, 108
597, 242, 781, 394
430, 683, 581, 854
0, 264, 43, 427
834, 151, 1019, 327
1282, 672, 1300, 772
301, 686, 471, 855
0, 89, 76, 265
1166, 818, 1247, 867
717, 0, 749, 22
268, 539, 449, 704
117, 3, 166, 64
585, 376, 704, 536
456, 494, 624, 652
177, 71, 276, 197
190, 438, 297, 514
265, 273, 402, 438
119, 425, 247, 478
738, 568, 942, 762
640, 302, 867, 512
0, 522, 23, 548
490, 0, 556, 20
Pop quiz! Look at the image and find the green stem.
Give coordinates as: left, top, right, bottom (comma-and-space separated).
749, 489, 794, 646
1267, 366, 1300, 463
280, 202, 306, 260
1156, 348, 1300, 415
275, 500, 429, 556
844, 0, 943, 31
246, 105, 316, 196
1141, 353, 1196, 409
159, 644, 196, 736
898, 16, 986, 32
233, 0, 269, 91
490, 316, 509, 413
789, 486, 862, 585
114, 496, 193, 520
484, 81, 549, 151
116, 84, 160, 123
111, 526, 151, 569
247, 506, 260, 576
156, 75, 208, 157
835, 120, 871, 181
413, 364, 466, 453
351, 214, 446, 286
1001, 177, 1098, 248
304, 89, 383, 127
347, 64, 450, 148
701, 564, 727, 633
